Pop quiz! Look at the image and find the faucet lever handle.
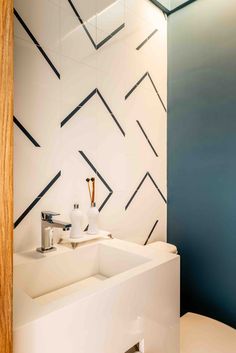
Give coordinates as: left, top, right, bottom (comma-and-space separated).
41, 211, 60, 221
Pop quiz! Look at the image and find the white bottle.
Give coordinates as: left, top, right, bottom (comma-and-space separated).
70, 204, 83, 238
87, 203, 99, 235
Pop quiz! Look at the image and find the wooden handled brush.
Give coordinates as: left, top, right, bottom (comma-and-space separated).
91, 177, 95, 206
86, 178, 92, 206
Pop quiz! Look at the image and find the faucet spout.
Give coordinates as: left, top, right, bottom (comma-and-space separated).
36, 211, 71, 253
50, 219, 71, 231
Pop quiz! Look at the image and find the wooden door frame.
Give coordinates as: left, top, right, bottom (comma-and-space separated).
0, 1, 13, 353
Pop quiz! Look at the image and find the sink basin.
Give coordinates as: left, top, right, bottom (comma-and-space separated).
14, 242, 149, 304
14, 239, 179, 353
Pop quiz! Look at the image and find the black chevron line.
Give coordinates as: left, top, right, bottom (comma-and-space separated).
14, 171, 61, 228
125, 72, 147, 100
67, 0, 97, 49
150, 0, 197, 15
125, 172, 166, 210
136, 120, 158, 157
149, 0, 170, 15
14, 116, 41, 147
169, 0, 198, 15
14, 9, 60, 79
96, 23, 125, 49
96, 89, 125, 136
125, 72, 167, 112
61, 89, 125, 136
79, 151, 113, 212
144, 219, 159, 245
67, 0, 125, 50
136, 29, 158, 50
147, 73, 167, 112
61, 89, 97, 127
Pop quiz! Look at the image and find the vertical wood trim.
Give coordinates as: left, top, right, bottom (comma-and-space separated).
0, 1, 13, 353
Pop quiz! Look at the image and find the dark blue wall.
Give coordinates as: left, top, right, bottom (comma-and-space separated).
168, 0, 236, 328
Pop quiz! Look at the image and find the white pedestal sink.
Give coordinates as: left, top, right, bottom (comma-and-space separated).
14, 239, 180, 353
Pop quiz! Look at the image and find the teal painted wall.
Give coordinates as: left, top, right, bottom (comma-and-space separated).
168, 0, 236, 327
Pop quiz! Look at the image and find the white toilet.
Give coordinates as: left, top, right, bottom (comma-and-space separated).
180, 312, 236, 353
146, 241, 236, 353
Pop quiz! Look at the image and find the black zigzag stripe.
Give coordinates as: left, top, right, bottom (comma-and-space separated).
61, 89, 125, 136
14, 9, 60, 79
67, 0, 125, 50
150, 0, 197, 16
125, 72, 167, 112
96, 24, 125, 49
125, 172, 167, 210
136, 120, 158, 157
14, 116, 41, 147
79, 151, 113, 212
149, 0, 170, 15
14, 171, 61, 228
136, 29, 158, 50
144, 219, 159, 245
96, 89, 125, 136
61, 89, 97, 127
169, 0, 198, 15
67, 0, 97, 49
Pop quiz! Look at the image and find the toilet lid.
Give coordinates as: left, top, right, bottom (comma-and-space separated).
180, 313, 236, 353
146, 241, 177, 254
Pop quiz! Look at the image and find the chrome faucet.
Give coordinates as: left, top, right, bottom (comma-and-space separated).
36, 211, 71, 253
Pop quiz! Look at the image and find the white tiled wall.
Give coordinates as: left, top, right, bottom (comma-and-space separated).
14, 0, 167, 253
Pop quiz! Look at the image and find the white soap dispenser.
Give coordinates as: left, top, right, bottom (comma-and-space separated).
70, 204, 83, 238
87, 202, 99, 235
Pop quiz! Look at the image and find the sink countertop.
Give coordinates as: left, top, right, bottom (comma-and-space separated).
14, 238, 176, 266
14, 239, 178, 329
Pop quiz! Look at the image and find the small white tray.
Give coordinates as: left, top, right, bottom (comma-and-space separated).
58, 230, 113, 249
